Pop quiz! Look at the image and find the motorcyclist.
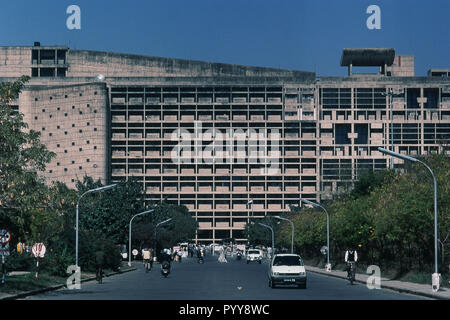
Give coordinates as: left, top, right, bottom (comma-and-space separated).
344, 247, 358, 278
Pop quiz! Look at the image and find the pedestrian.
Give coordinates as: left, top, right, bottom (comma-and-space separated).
177, 250, 183, 263
218, 246, 227, 263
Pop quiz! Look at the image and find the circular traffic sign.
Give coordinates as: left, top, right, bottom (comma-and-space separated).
32, 243, 46, 258
0, 229, 11, 245
132, 249, 138, 256
320, 246, 328, 255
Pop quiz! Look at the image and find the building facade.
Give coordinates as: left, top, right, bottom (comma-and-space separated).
1, 44, 449, 244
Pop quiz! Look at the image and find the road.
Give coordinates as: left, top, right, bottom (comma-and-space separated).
25, 254, 426, 300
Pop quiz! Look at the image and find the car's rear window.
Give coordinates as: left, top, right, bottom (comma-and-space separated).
273, 256, 304, 266
248, 250, 260, 254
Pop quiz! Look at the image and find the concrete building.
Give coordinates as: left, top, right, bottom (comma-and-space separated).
1, 43, 449, 244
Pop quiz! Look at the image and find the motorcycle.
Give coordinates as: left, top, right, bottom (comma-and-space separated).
347, 261, 356, 285
236, 251, 242, 261
161, 261, 171, 278
198, 256, 204, 264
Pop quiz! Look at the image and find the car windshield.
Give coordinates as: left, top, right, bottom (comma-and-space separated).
273, 256, 303, 266
248, 250, 260, 254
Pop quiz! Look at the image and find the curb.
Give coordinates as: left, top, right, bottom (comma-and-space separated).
0, 267, 137, 300
305, 266, 449, 300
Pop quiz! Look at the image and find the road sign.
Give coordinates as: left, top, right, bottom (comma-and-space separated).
0, 243, 10, 256
0, 229, 11, 245
32, 243, 46, 258
320, 246, 328, 255
132, 249, 138, 256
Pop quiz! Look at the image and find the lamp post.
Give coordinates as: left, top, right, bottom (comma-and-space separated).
378, 147, 440, 291
300, 198, 331, 271
381, 89, 403, 169
154, 218, 173, 256
75, 184, 117, 267
258, 223, 274, 257
274, 216, 294, 254
128, 209, 155, 266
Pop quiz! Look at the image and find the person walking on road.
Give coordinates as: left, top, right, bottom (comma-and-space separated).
177, 249, 183, 263
218, 246, 227, 263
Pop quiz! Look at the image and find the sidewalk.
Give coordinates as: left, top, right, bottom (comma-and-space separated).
0, 266, 137, 300
305, 265, 450, 300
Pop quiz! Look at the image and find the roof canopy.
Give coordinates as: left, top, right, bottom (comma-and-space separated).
340, 48, 395, 67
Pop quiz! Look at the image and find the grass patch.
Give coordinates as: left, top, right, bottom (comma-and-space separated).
0, 262, 134, 296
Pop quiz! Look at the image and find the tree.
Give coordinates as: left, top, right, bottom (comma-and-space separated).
0, 76, 56, 238
76, 176, 146, 244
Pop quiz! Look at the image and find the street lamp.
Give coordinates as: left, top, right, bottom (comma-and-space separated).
378, 147, 440, 291
128, 209, 155, 266
381, 89, 404, 169
154, 218, 173, 255
75, 184, 117, 267
300, 198, 331, 271
274, 216, 294, 254
258, 223, 274, 257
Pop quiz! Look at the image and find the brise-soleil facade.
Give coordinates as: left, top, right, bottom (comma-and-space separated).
1, 44, 449, 244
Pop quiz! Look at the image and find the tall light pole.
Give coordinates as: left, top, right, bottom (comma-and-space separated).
378, 147, 440, 291
75, 184, 117, 267
300, 198, 331, 271
128, 209, 155, 266
154, 218, 173, 255
258, 223, 274, 257
274, 216, 294, 254
381, 88, 402, 169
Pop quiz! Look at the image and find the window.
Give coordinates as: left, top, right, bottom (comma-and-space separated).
42, 109, 45, 112
72, 124, 75, 127
424, 88, 439, 109
354, 124, 368, 144
64, 131, 68, 135
94, 146, 97, 150
57, 107, 60, 111
72, 142, 75, 146
65, 113, 68, 117
57, 125, 60, 129
57, 144, 60, 148
57, 162, 60, 166
34, 116, 38, 120
79, 148, 83, 151
49, 133, 53, 137
335, 124, 351, 144
87, 122, 90, 126
407, 88, 420, 109
86, 159, 90, 162
72, 160, 75, 164
42, 127, 45, 131
94, 128, 98, 131
65, 95, 68, 98
64, 168, 68, 172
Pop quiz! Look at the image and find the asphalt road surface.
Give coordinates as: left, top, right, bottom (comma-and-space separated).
24, 255, 426, 300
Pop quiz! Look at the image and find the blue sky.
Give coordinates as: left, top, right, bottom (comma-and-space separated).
1, 0, 449, 76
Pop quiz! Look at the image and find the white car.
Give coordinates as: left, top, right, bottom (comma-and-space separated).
246, 249, 263, 264
268, 254, 307, 289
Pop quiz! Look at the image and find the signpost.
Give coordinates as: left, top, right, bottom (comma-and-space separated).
32, 243, 46, 279
0, 229, 12, 284
132, 249, 138, 261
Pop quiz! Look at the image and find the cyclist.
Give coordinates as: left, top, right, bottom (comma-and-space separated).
344, 247, 358, 279
143, 248, 151, 272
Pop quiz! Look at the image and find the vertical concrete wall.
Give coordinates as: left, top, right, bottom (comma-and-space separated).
19, 83, 109, 188
0, 47, 31, 77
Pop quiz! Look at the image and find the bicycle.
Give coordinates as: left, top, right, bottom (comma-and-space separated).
96, 266, 104, 284
347, 261, 356, 285
144, 259, 151, 273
